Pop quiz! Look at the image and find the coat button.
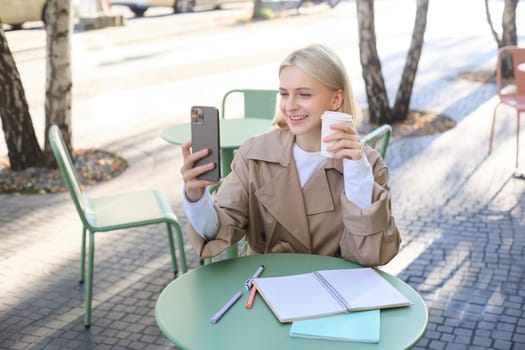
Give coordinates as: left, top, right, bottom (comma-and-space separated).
261, 232, 267, 242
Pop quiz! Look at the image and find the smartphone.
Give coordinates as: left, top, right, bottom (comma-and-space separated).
191, 106, 221, 181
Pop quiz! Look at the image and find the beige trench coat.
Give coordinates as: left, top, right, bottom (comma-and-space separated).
187, 128, 401, 266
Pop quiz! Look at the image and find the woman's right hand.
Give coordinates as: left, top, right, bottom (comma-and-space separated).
180, 141, 219, 202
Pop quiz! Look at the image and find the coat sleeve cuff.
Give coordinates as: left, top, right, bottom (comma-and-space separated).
340, 182, 390, 233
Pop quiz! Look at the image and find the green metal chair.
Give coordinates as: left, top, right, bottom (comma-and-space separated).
221, 89, 279, 119
48, 125, 188, 328
361, 124, 392, 158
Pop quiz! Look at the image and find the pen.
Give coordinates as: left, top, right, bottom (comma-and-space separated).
210, 290, 243, 324
245, 285, 258, 309
244, 264, 265, 290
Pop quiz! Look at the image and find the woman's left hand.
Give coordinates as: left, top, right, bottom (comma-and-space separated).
324, 123, 363, 160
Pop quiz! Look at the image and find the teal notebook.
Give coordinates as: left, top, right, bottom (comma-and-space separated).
289, 309, 380, 343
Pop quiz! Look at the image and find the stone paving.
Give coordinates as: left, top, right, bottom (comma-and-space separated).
2, 80, 524, 350
2, 13, 525, 350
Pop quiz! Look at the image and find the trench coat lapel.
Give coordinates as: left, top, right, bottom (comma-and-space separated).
256, 159, 311, 251
303, 166, 333, 215
247, 130, 312, 251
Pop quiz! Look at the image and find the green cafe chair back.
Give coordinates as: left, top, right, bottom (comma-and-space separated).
221, 89, 279, 119
48, 125, 187, 327
361, 124, 392, 158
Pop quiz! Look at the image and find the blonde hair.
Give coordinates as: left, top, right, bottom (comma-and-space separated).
272, 43, 362, 128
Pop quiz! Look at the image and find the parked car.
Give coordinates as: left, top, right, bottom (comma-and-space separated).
110, 0, 247, 16
0, 0, 47, 29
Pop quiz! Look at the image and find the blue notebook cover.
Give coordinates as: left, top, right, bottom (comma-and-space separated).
289, 309, 380, 343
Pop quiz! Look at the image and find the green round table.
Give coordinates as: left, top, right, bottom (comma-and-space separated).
155, 253, 428, 350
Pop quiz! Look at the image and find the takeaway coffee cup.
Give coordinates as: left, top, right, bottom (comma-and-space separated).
320, 111, 353, 157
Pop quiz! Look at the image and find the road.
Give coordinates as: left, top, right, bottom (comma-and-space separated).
4, 2, 359, 153
2, 0, 513, 155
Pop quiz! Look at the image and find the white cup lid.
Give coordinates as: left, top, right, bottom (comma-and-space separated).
321, 111, 353, 121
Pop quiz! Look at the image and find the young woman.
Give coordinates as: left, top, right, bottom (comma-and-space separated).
180, 44, 400, 266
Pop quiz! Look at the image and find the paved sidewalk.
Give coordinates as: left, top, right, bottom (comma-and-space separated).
1, 82, 524, 350
2, 14, 525, 350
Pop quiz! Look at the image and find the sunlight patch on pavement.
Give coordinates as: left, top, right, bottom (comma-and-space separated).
417, 241, 472, 295
380, 229, 439, 276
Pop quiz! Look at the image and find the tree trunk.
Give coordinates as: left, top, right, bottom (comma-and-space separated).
356, 0, 391, 124
392, 0, 429, 122
485, 0, 501, 47
252, 0, 266, 19
485, 0, 518, 77
500, 0, 518, 77
501, 0, 518, 47
44, 0, 73, 167
0, 28, 44, 171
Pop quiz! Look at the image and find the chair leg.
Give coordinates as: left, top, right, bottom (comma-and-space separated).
489, 104, 499, 155
79, 226, 87, 284
168, 221, 188, 273
516, 111, 521, 169
84, 231, 95, 328
166, 223, 179, 278
172, 222, 187, 274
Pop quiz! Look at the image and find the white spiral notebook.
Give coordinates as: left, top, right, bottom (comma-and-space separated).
252, 267, 411, 323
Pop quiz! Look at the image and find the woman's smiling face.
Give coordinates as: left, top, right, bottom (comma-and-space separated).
279, 65, 342, 151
